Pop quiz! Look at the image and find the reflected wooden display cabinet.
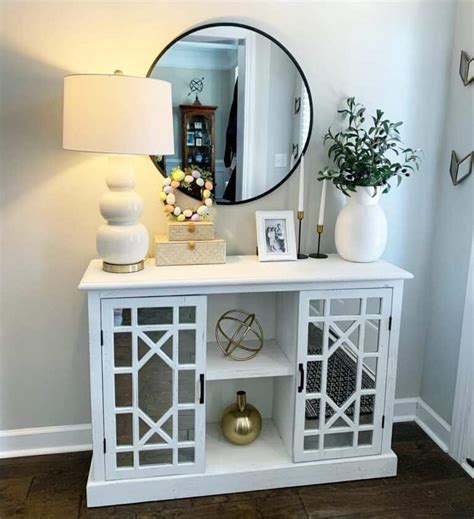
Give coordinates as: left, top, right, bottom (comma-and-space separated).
180, 103, 217, 178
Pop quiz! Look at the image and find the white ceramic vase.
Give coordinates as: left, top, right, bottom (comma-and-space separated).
335, 186, 387, 263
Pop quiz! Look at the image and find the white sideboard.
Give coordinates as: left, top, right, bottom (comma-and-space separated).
79, 255, 413, 507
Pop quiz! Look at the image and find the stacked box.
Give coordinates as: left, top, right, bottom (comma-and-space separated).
155, 221, 226, 266
168, 221, 215, 242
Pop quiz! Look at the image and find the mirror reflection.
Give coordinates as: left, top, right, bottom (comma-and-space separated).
148, 24, 312, 204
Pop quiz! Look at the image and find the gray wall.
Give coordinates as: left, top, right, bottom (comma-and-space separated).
420, 1, 473, 424
0, 1, 455, 430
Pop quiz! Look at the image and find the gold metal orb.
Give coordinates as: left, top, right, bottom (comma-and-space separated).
221, 391, 262, 445
215, 309, 264, 361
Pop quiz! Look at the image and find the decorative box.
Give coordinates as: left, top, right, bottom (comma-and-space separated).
168, 221, 215, 242
155, 235, 226, 266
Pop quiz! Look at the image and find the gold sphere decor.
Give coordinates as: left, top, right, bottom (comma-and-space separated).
221, 391, 262, 445
215, 309, 264, 361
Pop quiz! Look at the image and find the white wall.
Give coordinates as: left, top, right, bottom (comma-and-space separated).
245, 33, 271, 198
449, 231, 473, 468
265, 43, 298, 188
245, 36, 300, 198
0, 1, 455, 431
420, 1, 474, 425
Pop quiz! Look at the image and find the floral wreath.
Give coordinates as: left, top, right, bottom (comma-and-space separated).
160, 167, 214, 221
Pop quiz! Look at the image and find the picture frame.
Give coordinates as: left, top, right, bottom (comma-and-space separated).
194, 121, 203, 130
186, 132, 195, 146
195, 138, 202, 146
294, 96, 301, 114
255, 210, 297, 262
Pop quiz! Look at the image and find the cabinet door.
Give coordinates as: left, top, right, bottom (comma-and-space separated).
101, 296, 206, 480
294, 289, 392, 462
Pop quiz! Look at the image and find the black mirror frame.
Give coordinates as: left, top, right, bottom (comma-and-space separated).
147, 21, 314, 206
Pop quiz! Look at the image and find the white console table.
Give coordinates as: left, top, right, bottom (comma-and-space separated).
79, 255, 412, 507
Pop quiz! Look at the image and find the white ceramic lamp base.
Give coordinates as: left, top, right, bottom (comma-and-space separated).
96, 156, 149, 273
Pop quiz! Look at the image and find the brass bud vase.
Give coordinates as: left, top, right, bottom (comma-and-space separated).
221, 391, 262, 445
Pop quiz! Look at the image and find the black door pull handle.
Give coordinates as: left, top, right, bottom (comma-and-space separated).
298, 363, 305, 393
199, 374, 205, 404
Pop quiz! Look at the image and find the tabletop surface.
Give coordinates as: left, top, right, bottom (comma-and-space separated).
79, 254, 413, 291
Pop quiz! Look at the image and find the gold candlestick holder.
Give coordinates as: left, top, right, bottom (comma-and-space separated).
309, 224, 328, 259
296, 211, 308, 260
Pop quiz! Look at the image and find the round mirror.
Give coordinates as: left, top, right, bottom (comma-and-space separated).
148, 22, 313, 204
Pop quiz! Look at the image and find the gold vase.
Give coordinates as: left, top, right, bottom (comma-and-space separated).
221, 391, 262, 445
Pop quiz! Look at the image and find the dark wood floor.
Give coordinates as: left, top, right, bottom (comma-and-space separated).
1, 423, 473, 518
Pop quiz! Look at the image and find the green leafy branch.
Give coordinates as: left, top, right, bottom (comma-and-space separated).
317, 97, 422, 196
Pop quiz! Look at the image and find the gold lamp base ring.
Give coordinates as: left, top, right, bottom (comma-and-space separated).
102, 260, 145, 273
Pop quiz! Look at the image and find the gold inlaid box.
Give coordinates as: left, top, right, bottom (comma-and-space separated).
168, 221, 215, 242
155, 235, 226, 266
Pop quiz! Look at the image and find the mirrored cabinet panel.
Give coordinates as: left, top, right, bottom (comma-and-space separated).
295, 289, 392, 462
101, 296, 206, 480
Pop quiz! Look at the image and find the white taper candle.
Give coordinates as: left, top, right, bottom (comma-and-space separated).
318, 179, 327, 226
298, 155, 305, 212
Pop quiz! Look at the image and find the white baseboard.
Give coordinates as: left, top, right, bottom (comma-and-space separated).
0, 424, 92, 459
392, 397, 418, 422
392, 397, 451, 452
414, 398, 451, 452
461, 461, 474, 478
0, 397, 451, 459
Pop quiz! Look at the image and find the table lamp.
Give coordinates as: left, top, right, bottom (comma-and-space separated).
63, 71, 174, 273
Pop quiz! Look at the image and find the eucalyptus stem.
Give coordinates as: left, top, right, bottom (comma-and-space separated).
317, 97, 422, 196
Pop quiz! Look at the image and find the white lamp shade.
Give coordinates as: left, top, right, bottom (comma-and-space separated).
63, 74, 174, 155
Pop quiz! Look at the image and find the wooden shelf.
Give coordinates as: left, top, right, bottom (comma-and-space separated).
206, 339, 294, 381
205, 420, 291, 473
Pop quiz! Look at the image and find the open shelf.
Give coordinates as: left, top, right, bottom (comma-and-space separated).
206, 339, 294, 381
205, 420, 291, 473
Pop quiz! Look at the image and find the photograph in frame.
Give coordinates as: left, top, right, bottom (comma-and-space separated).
186, 131, 195, 146
256, 211, 297, 262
